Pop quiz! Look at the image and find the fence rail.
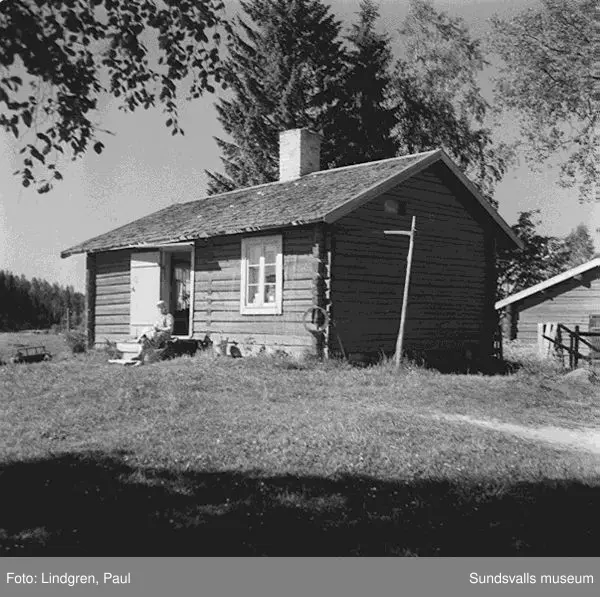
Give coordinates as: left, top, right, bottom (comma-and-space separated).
538, 322, 600, 369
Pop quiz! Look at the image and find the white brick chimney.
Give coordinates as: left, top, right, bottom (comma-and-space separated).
279, 128, 322, 181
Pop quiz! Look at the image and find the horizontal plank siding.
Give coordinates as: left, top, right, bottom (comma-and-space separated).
512, 273, 600, 348
92, 236, 319, 354
331, 164, 491, 356
194, 288, 312, 303
96, 274, 130, 288
94, 324, 130, 336
94, 250, 132, 346
192, 229, 317, 356
96, 292, 130, 306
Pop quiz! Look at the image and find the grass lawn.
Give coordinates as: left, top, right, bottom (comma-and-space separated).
0, 331, 70, 363
0, 350, 599, 556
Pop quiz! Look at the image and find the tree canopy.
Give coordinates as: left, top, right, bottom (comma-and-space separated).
491, 0, 597, 200
496, 214, 596, 299
206, 0, 348, 194
339, 0, 398, 165
0, 270, 84, 331
208, 0, 510, 203
562, 224, 596, 268
0, 0, 230, 193
391, 0, 512, 204
496, 211, 569, 299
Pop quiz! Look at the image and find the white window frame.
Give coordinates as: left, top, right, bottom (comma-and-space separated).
240, 235, 283, 315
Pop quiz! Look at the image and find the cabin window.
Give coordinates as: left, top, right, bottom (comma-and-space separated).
240, 235, 283, 315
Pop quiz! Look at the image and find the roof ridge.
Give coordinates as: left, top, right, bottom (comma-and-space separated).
172, 149, 442, 208
310, 148, 441, 177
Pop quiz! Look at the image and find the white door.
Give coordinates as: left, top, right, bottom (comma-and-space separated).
130, 251, 161, 337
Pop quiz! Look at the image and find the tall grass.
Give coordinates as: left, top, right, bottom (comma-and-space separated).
1, 351, 598, 555
64, 328, 87, 354
503, 340, 565, 376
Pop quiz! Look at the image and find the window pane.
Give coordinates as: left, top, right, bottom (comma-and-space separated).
264, 244, 277, 265
248, 244, 261, 266
247, 285, 260, 305
241, 237, 282, 313
264, 284, 276, 304
248, 265, 260, 285
264, 264, 276, 285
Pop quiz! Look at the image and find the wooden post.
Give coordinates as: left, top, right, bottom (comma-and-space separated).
85, 253, 96, 349
312, 224, 327, 359
505, 304, 516, 341
574, 325, 580, 368
323, 225, 332, 359
385, 216, 416, 368
569, 331, 574, 370
495, 323, 503, 360
502, 305, 511, 340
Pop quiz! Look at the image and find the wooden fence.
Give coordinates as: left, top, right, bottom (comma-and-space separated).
538, 322, 600, 369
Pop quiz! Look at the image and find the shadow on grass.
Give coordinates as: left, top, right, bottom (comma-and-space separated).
0, 451, 597, 556
342, 350, 522, 375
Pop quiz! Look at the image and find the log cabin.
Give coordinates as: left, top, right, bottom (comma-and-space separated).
61, 129, 520, 362
496, 257, 600, 350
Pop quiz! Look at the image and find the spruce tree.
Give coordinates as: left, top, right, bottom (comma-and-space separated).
206, 0, 348, 194
340, 0, 397, 165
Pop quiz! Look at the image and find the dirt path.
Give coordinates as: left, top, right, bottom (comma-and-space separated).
436, 413, 600, 456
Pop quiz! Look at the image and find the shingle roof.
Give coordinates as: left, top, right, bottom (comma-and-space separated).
61, 149, 519, 257
495, 258, 600, 310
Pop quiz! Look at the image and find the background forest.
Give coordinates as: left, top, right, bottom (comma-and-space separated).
0, 271, 84, 332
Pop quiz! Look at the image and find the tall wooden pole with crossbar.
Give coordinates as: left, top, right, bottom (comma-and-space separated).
384, 216, 417, 368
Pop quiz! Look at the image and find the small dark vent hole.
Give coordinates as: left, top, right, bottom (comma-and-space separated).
384, 199, 406, 216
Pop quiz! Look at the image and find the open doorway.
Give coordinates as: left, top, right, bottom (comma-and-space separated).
130, 245, 194, 339
166, 250, 193, 336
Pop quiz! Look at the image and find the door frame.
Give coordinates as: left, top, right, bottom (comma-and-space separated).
130, 242, 195, 339
159, 243, 195, 338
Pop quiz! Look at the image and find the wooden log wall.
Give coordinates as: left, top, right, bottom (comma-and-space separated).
510, 271, 600, 346
85, 253, 96, 348
93, 250, 132, 346
330, 164, 491, 356
192, 228, 318, 356
481, 235, 499, 356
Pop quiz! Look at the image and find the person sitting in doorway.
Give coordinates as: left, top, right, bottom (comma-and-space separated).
137, 300, 175, 349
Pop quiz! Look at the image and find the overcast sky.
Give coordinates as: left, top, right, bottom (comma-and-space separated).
0, 0, 592, 292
